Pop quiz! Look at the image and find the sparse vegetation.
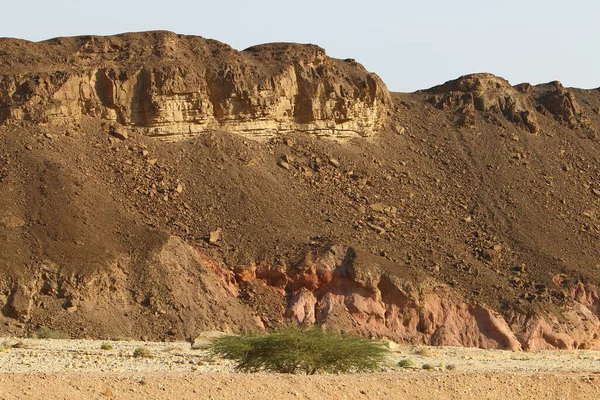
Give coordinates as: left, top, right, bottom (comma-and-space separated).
36, 327, 70, 340
422, 363, 435, 370
100, 343, 113, 350
133, 346, 153, 358
0, 341, 11, 351
415, 348, 433, 357
446, 364, 457, 370
398, 358, 416, 368
113, 336, 136, 342
209, 326, 389, 374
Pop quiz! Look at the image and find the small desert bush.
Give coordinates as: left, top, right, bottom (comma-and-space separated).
209, 326, 389, 374
415, 347, 433, 357
36, 327, 70, 339
422, 363, 435, 370
398, 358, 416, 368
100, 343, 113, 351
133, 346, 153, 358
113, 336, 135, 342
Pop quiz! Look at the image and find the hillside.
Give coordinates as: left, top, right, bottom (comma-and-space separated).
1, 31, 600, 350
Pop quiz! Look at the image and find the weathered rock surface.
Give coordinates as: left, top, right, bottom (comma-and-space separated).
0, 31, 391, 139
425, 73, 539, 133
235, 245, 600, 350
536, 81, 595, 131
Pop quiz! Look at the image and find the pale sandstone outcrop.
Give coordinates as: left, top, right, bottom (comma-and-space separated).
0, 32, 391, 140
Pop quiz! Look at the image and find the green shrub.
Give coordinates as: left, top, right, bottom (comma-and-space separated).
100, 343, 113, 350
36, 327, 70, 339
133, 347, 153, 358
398, 358, 416, 368
422, 363, 435, 370
209, 326, 389, 374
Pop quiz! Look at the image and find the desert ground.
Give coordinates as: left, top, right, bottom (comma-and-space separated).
1, 337, 599, 399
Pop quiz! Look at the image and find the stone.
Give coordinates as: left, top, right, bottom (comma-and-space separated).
393, 124, 406, 135
369, 203, 396, 213
370, 203, 387, 212
9, 288, 32, 320
277, 160, 291, 170
209, 228, 222, 244
329, 158, 340, 168
66, 305, 78, 313
384, 340, 402, 351
109, 125, 128, 140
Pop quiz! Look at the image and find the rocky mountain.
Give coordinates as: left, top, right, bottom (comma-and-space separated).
1, 31, 600, 350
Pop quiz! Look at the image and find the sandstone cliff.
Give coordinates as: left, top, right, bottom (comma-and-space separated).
0, 31, 390, 139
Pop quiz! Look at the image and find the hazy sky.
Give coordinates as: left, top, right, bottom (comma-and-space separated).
2, 0, 598, 92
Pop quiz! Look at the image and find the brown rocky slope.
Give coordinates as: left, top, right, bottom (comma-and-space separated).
1, 31, 600, 350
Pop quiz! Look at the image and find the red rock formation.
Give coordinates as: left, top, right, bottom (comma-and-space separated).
236, 245, 600, 350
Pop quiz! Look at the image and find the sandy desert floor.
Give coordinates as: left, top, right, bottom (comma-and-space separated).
1, 337, 599, 399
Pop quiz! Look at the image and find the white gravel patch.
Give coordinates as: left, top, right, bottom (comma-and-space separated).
1, 337, 600, 375
0, 337, 235, 374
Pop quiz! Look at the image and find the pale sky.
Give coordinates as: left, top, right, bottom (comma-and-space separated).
2, 0, 598, 92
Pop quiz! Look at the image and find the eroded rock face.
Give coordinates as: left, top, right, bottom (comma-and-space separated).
236, 245, 600, 350
0, 32, 391, 139
426, 73, 539, 133
536, 82, 594, 131
2, 230, 599, 349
